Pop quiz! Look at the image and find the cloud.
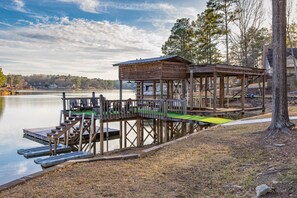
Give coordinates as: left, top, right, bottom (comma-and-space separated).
102, 2, 198, 29
58, 0, 100, 13
11, 0, 26, 12
0, 17, 168, 79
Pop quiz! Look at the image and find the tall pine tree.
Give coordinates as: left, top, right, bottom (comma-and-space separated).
161, 18, 194, 60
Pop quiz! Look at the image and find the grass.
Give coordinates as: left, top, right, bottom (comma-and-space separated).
2, 108, 297, 197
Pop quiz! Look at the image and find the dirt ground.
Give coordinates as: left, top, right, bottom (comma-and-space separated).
1, 107, 297, 197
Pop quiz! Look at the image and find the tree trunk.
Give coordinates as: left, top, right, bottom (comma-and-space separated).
268, 0, 294, 135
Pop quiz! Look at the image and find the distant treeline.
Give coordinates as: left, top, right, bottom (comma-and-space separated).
5, 74, 119, 90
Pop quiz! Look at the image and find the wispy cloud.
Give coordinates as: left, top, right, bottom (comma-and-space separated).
11, 0, 26, 12
102, 2, 198, 29
58, 0, 100, 13
0, 17, 168, 79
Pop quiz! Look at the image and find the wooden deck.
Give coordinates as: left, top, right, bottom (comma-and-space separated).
23, 127, 120, 145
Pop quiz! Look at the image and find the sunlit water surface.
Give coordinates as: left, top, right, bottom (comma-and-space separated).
0, 90, 135, 185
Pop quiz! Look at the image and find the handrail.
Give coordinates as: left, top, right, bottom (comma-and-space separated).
61, 93, 187, 121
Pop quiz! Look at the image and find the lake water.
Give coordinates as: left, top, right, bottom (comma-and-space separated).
0, 90, 135, 185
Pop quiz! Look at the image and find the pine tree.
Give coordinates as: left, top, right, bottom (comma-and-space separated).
193, 1, 224, 64
161, 18, 194, 60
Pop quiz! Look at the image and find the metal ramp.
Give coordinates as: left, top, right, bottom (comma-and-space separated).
34, 151, 94, 168
17, 144, 71, 158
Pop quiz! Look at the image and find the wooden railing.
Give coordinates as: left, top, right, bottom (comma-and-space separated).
62, 93, 187, 121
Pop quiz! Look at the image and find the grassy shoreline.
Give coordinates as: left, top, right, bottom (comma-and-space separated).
1, 107, 297, 197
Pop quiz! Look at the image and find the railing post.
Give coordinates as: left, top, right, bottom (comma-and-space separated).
99, 94, 104, 119
183, 99, 187, 115
164, 100, 168, 118
92, 92, 95, 98
62, 92, 66, 111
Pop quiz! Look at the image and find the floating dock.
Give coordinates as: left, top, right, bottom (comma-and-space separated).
17, 144, 72, 158
23, 127, 120, 145
34, 151, 94, 168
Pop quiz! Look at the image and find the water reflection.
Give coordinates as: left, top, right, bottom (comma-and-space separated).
0, 90, 135, 186
0, 97, 4, 119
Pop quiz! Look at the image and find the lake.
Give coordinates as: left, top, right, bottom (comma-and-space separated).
0, 90, 135, 186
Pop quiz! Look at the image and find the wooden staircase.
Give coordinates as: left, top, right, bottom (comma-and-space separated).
47, 115, 82, 155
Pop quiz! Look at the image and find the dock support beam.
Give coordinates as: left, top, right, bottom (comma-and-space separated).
137, 118, 142, 147
160, 80, 163, 99
153, 80, 156, 99
164, 121, 169, 142
262, 75, 266, 112
100, 120, 104, 155
241, 74, 246, 113
219, 76, 224, 108
213, 72, 217, 112
190, 70, 193, 110
205, 77, 208, 107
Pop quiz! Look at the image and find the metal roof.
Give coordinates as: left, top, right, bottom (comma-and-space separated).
113, 55, 192, 66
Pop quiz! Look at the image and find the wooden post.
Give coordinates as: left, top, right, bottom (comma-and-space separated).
182, 122, 187, 136
166, 81, 170, 99
78, 114, 85, 152
93, 118, 96, 154
106, 122, 109, 152
205, 77, 208, 107
189, 123, 194, 134
88, 113, 94, 153
119, 80, 123, 101
170, 80, 174, 99
241, 74, 246, 113
156, 119, 159, 143
119, 121, 122, 149
62, 92, 66, 111
219, 76, 225, 107
137, 118, 141, 147
124, 121, 127, 148
262, 74, 266, 112
160, 79, 163, 99
190, 70, 194, 110
159, 120, 163, 144
153, 119, 157, 143
100, 120, 104, 155
182, 79, 186, 99
213, 72, 217, 112
164, 121, 169, 142
140, 81, 144, 99
200, 77, 203, 108
153, 80, 156, 99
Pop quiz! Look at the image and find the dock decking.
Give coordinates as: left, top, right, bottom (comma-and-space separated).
23, 127, 120, 145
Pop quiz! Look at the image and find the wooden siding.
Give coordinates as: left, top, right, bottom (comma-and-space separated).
119, 62, 188, 80
189, 64, 265, 77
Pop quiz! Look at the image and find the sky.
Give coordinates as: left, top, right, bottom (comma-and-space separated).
0, 0, 209, 80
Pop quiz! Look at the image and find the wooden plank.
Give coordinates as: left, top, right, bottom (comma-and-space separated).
213, 71, 217, 112
189, 70, 193, 110
100, 120, 104, 155
205, 77, 208, 107
241, 74, 245, 112
262, 75, 266, 112
160, 79, 163, 99
219, 76, 224, 107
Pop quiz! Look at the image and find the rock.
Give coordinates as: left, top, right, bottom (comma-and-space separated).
256, 184, 272, 197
